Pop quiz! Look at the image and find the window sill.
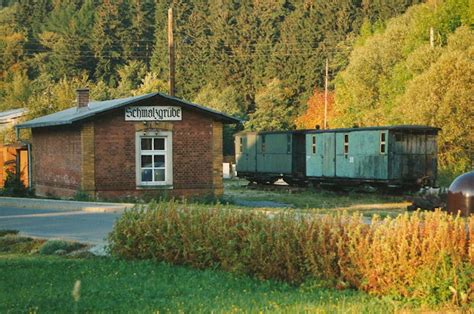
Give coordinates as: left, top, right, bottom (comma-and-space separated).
136, 185, 173, 190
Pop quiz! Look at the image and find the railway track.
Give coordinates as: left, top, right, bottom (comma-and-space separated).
245, 181, 413, 197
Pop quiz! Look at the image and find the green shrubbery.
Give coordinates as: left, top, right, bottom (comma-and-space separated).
0, 232, 45, 254
0, 229, 19, 237
0, 169, 32, 197
108, 201, 474, 306
39, 240, 85, 255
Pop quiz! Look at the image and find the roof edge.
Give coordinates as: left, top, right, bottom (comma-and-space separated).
16, 92, 241, 129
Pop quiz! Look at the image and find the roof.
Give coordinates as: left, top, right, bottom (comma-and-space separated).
16, 92, 241, 129
236, 125, 440, 136
0, 108, 27, 123
305, 125, 440, 134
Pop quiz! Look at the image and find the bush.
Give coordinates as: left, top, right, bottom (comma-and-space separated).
0, 235, 45, 254
0, 229, 19, 237
108, 201, 474, 306
1, 169, 30, 197
39, 240, 85, 255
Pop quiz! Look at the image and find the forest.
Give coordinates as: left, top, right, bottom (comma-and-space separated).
0, 0, 472, 174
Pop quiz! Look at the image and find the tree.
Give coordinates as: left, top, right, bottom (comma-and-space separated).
91, 0, 126, 85
27, 75, 89, 119
295, 89, 335, 129
193, 84, 245, 117
114, 61, 148, 98
396, 26, 473, 172
132, 72, 167, 95
246, 78, 298, 131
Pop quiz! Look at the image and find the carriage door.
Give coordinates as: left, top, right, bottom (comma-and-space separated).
246, 133, 257, 172
322, 133, 336, 177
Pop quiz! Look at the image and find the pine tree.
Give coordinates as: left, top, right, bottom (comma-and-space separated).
91, 0, 125, 85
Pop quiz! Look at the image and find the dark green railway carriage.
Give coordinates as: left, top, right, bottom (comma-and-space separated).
305, 125, 440, 187
235, 125, 439, 188
235, 130, 306, 184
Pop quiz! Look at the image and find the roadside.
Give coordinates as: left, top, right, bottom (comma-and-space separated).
0, 197, 134, 213
0, 206, 121, 245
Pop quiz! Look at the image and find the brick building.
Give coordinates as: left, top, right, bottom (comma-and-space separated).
16, 89, 239, 199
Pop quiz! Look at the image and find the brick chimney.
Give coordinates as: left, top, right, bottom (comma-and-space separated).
76, 88, 90, 109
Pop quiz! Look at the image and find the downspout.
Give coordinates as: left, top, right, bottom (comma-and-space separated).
27, 143, 32, 190
16, 127, 33, 190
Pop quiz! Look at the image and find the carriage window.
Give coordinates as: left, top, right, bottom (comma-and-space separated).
344, 134, 349, 155
261, 135, 266, 153
239, 137, 243, 153
312, 135, 317, 154
380, 132, 386, 154
287, 134, 292, 153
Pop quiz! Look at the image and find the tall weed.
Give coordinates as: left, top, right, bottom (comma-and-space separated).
108, 202, 473, 306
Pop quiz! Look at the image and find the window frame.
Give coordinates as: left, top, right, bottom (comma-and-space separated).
343, 133, 349, 155
380, 132, 387, 154
312, 135, 317, 154
135, 131, 173, 187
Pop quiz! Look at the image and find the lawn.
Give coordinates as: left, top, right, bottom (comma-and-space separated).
0, 254, 402, 313
223, 179, 409, 217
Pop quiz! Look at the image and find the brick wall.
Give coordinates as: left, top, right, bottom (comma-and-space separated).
32, 126, 82, 197
212, 121, 224, 196
93, 104, 217, 199
31, 101, 226, 200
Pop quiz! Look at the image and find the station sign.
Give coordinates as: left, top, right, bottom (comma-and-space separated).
125, 106, 182, 121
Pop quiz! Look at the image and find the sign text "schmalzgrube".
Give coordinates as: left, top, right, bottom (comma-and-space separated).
125, 106, 182, 121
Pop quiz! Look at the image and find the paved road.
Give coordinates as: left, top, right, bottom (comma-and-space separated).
0, 206, 121, 245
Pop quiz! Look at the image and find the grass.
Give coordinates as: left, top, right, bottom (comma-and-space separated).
223, 179, 409, 217
0, 253, 407, 313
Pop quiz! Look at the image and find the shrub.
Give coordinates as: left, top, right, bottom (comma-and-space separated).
1, 168, 30, 197
108, 202, 474, 306
39, 240, 85, 255
0, 229, 19, 237
0, 235, 45, 254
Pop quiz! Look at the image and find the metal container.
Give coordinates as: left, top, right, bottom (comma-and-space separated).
447, 171, 474, 216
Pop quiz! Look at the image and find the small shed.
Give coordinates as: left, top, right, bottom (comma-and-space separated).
16, 89, 240, 199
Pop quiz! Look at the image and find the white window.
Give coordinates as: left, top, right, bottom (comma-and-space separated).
136, 131, 173, 186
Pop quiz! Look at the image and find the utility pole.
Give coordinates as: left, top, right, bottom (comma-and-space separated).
168, 7, 175, 96
324, 58, 329, 129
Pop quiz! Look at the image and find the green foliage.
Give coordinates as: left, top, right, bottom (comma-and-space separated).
0, 229, 19, 237
131, 72, 167, 96
246, 79, 296, 131
73, 190, 94, 202
194, 84, 246, 117
38, 240, 85, 255
396, 27, 474, 171
0, 0, 419, 132
1, 168, 30, 197
109, 202, 474, 306
114, 60, 148, 98
0, 234, 44, 254
335, 0, 473, 171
